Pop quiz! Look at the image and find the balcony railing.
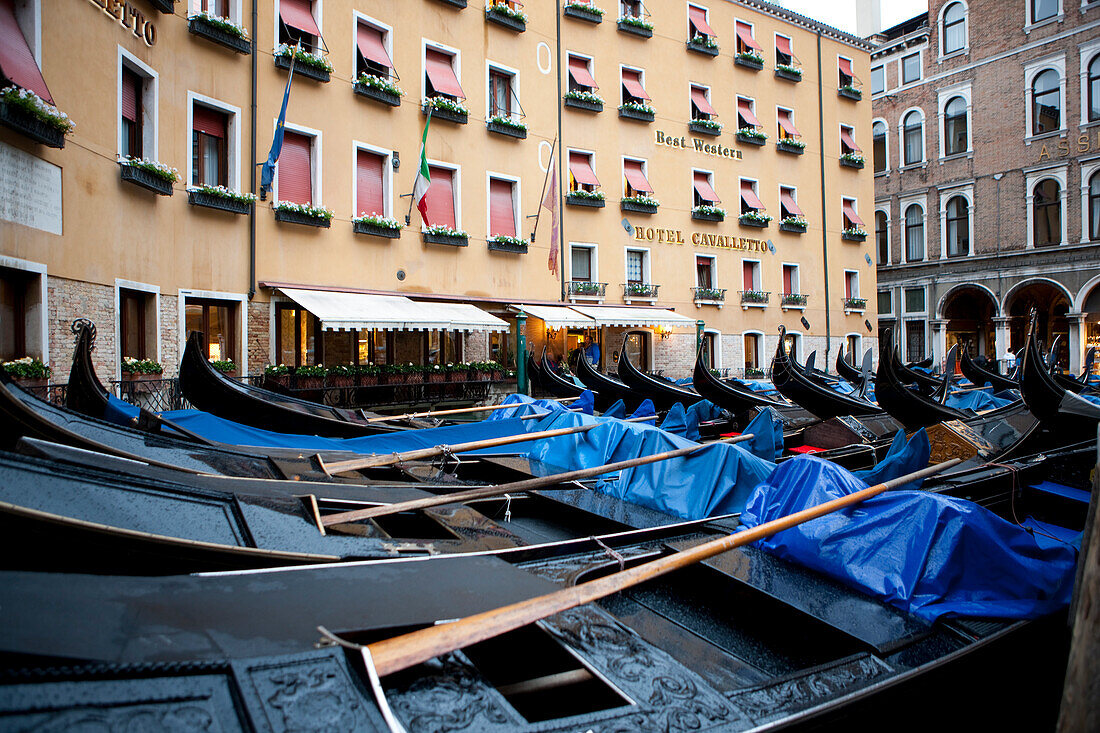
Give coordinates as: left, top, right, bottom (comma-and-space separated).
567, 280, 607, 297
622, 282, 659, 299
781, 293, 808, 308
740, 290, 770, 307
843, 297, 868, 311
692, 287, 726, 303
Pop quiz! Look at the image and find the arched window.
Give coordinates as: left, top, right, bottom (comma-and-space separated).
875, 210, 889, 263
873, 121, 887, 172
1032, 69, 1061, 135
946, 196, 969, 257
905, 204, 924, 261
943, 2, 966, 54
1090, 171, 1100, 241
1089, 56, 1100, 123
903, 111, 923, 165
944, 97, 967, 155
1033, 178, 1061, 247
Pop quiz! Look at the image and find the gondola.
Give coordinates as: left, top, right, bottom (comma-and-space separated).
1050, 345, 1096, 395
906, 353, 934, 369
526, 350, 545, 393
771, 326, 883, 419
835, 346, 865, 384
538, 349, 587, 399
179, 331, 405, 438
692, 346, 819, 429
573, 350, 641, 411
616, 346, 703, 410
960, 342, 1018, 392
875, 328, 967, 429
1019, 312, 1100, 428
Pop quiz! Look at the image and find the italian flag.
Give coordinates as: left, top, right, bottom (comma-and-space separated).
413, 111, 432, 223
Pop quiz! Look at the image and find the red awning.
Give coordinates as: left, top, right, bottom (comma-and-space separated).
735, 21, 762, 52
280, 0, 322, 37
840, 126, 862, 153
689, 5, 716, 37
356, 23, 392, 70
778, 110, 799, 137
425, 48, 465, 98
569, 153, 600, 186
693, 173, 720, 203
842, 199, 864, 227
0, 0, 52, 104
690, 86, 716, 115
568, 56, 598, 89
489, 178, 516, 237
623, 160, 653, 193
621, 69, 650, 100
780, 189, 803, 216
740, 180, 764, 210
737, 98, 761, 127
775, 34, 793, 58
839, 56, 854, 77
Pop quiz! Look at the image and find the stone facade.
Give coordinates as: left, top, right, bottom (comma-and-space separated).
47, 276, 115, 382
247, 301, 270, 373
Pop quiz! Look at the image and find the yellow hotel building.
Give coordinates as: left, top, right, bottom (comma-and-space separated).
0, 0, 874, 385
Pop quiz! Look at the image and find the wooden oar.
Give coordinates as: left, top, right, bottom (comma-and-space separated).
320, 434, 754, 526
318, 421, 602, 475
365, 398, 578, 423
364, 458, 960, 677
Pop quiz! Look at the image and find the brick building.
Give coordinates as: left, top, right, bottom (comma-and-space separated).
871, 0, 1100, 373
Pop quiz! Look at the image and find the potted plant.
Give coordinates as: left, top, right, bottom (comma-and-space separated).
423, 95, 469, 124
618, 100, 655, 122
327, 363, 356, 388
620, 194, 659, 214
840, 152, 865, 169
689, 118, 722, 136
210, 359, 237, 377
844, 297, 868, 310
356, 362, 381, 386
354, 73, 404, 107
119, 157, 178, 196
775, 63, 803, 82
187, 11, 251, 53
486, 1, 527, 31
273, 201, 334, 228
423, 224, 469, 246
563, 89, 604, 112
294, 363, 327, 390
563, 1, 603, 23
735, 51, 765, 70
2, 357, 51, 388
353, 213, 404, 239
842, 226, 868, 241
687, 33, 719, 56
264, 363, 291, 388
273, 43, 332, 82
776, 137, 806, 154
693, 287, 725, 302
426, 363, 446, 383
736, 127, 767, 146
741, 290, 769, 305
565, 188, 605, 207
780, 216, 808, 233
781, 293, 808, 308
0, 86, 73, 149
188, 184, 256, 214
746, 367, 765, 379
617, 13, 653, 37
487, 234, 529, 253
839, 83, 862, 101
691, 204, 726, 222
486, 114, 528, 139
120, 357, 164, 382
739, 210, 772, 227
572, 281, 604, 296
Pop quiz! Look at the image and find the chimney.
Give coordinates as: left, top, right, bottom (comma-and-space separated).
855, 0, 882, 37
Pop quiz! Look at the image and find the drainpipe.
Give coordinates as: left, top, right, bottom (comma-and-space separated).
816, 31, 832, 363
555, 0, 565, 303
516, 311, 528, 395
248, 0, 258, 301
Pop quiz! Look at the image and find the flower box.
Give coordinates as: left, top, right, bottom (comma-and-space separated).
839, 86, 862, 101
843, 298, 868, 311
432, 0, 467, 6
566, 193, 605, 208
564, 4, 603, 23
274, 54, 330, 83
487, 237, 529, 254
840, 155, 865, 169
692, 208, 724, 222
623, 283, 659, 299
354, 83, 401, 107
149, 0, 174, 12
735, 53, 765, 70
842, 230, 867, 242
486, 5, 526, 32
779, 219, 807, 233
739, 214, 770, 228
423, 231, 469, 246
688, 120, 722, 137
274, 208, 331, 227
0, 101, 66, 149
736, 130, 767, 146
486, 118, 527, 138
776, 139, 805, 155
686, 38, 719, 57
422, 102, 468, 124
620, 199, 658, 214
564, 96, 603, 112
775, 65, 803, 82
354, 221, 401, 239
617, 19, 653, 38
188, 15, 251, 53
618, 105, 654, 122
120, 164, 174, 196
188, 189, 251, 214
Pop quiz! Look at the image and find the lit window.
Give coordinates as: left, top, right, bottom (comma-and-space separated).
568, 151, 600, 193
185, 298, 238, 363
622, 158, 654, 199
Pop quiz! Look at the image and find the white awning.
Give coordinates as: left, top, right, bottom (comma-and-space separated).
509, 304, 595, 329
277, 288, 508, 332
569, 305, 698, 328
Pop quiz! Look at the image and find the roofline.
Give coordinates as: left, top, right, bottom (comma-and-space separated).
725, 0, 875, 51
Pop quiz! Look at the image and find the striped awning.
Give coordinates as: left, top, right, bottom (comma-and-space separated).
277, 288, 508, 332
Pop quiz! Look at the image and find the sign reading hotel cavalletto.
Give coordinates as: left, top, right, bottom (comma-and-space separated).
655, 131, 742, 161
632, 225, 768, 252
86, 0, 157, 46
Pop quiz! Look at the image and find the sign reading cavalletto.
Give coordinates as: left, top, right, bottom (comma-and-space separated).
86, 0, 157, 46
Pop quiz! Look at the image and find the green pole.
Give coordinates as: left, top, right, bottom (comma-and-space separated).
516, 311, 528, 395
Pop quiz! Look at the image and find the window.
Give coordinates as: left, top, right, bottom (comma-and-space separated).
875, 210, 889, 263
779, 186, 803, 221
425, 45, 465, 102
742, 260, 761, 291
690, 84, 716, 121
943, 96, 968, 155
192, 103, 228, 188
777, 107, 800, 140
355, 146, 388, 217
0, 0, 53, 110
489, 65, 518, 119
782, 264, 799, 295
692, 170, 719, 207
620, 0, 643, 20
775, 34, 794, 67
838, 55, 855, 88
736, 96, 760, 130
905, 204, 925, 261
1034, 178, 1061, 247
844, 271, 859, 299
942, 2, 966, 54
1032, 0, 1058, 23
871, 65, 885, 94
568, 150, 600, 193
688, 4, 716, 41
1089, 55, 1100, 122
193, 0, 227, 13
739, 178, 764, 215
622, 157, 653, 199
488, 176, 518, 237
275, 304, 319, 368
1090, 171, 1100, 240
873, 121, 887, 172
903, 288, 926, 361
842, 197, 864, 231
119, 58, 155, 160
625, 249, 647, 284
356, 18, 394, 79
1032, 69, 1061, 134
278, 0, 322, 52
945, 196, 970, 257
743, 332, 762, 370
784, 332, 801, 360
878, 290, 893, 315
735, 20, 761, 55
185, 298, 238, 363
0, 264, 45, 362
567, 53, 597, 94
118, 288, 156, 363
620, 66, 650, 106
276, 129, 314, 205
901, 53, 920, 85
421, 164, 458, 229
846, 334, 862, 360
696, 255, 716, 289
903, 110, 923, 165
571, 245, 593, 281
839, 124, 861, 157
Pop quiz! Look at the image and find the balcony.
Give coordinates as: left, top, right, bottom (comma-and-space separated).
843, 297, 868, 313
622, 282, 659, 303
780, 293, 808, 311
567, 280, 607, 300
739, 290, 770, 309
692, 287, 726, 308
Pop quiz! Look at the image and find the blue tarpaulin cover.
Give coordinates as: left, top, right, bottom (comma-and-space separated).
603, 400, 626, 419
740, 455, 1078, 621
944, 389, 1012, 411
741, 408, 783, 462
852, 429, 930, 491
659, 403, 699, 442
106, 394, 140, 422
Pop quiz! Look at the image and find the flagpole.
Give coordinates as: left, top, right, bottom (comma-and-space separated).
530, 136, 557, 242
259, 40, 300, 201
406, 107, 432, 225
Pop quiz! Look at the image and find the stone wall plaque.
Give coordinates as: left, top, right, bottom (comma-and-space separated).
0, 140, 62, 235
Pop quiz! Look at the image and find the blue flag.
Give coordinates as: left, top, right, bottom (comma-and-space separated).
260, 50, 296, 199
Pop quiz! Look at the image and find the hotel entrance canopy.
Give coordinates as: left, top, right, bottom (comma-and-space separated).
277, 288, 508, 332
509, 304, 595, 329
568, 305, 698, 328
